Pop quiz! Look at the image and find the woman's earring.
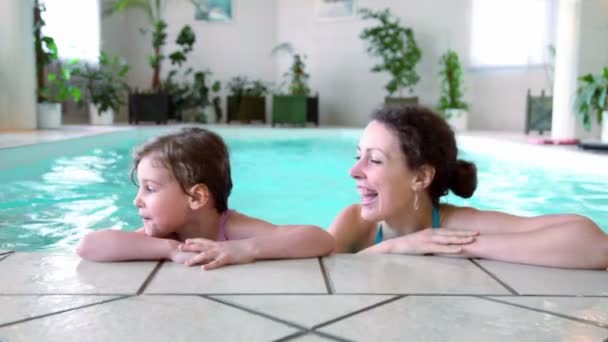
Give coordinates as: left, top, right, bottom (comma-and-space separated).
413, 191, 419, 211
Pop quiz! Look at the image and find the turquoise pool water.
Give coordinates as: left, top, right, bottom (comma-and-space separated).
1, 127, 607, 251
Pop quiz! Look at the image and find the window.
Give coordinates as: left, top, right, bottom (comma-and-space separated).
471, 0, 554, 68
42, 0, 100, 63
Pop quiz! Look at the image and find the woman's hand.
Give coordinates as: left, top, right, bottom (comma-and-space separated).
179, 238, 256, 270
360, 228, 479, 255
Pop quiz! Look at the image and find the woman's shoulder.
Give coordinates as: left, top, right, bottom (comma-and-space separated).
438, 204, 480, 228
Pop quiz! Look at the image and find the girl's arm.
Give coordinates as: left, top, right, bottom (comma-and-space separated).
76, 229, 194, 263
180, 213, 335, 269
446, 208, 608, 269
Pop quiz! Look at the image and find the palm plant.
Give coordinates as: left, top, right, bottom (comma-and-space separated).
272, 42, 310, 96
575, 67, 608, 131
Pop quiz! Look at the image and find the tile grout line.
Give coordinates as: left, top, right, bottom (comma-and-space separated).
273, 330, 353, 342
201, 295, 309, 331
469, 259, 519, 295
478, 296, 608, 330
318, 257, 335, 294
136, 260, 164, 295
311, 295, 406, 331
0, 295, 132, 329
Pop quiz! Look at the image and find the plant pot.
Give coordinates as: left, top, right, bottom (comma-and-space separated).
227, 95, 266, 123
129, 91, 169, 125
602, 111, 608, 143
89, 104, 114, 125
37, 102, 62, 129
384, 96, 418, 106
272, 95, 319, 126
445, 109, 468, 132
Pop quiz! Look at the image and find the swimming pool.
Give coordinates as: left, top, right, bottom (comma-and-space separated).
1, 127, 607, 251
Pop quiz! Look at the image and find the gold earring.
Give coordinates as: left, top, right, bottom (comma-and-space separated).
413, 190, 419, 211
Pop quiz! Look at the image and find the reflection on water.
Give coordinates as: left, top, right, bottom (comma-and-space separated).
0, 135, 607, 251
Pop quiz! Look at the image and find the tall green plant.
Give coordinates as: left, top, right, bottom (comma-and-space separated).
106, 0, 166, 90
359, 8, 421, 97
438, 50, 468, 116
575, 67, 608, 130
34, 0, 81, 103
272, 42, 310, 96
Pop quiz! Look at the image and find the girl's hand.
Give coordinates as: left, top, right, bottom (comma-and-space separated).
167, 241, 198, 264
360, 228, 479, 255
179, 238, 256, 270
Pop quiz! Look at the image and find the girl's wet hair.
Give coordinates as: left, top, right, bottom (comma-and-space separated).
372, 105, 477, 205
131, 127, 233, 213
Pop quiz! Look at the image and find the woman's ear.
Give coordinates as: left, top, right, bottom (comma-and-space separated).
188, 184, 210, 210
411, 164, 436, 191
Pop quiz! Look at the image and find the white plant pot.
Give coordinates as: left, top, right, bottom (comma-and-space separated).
89, 104, 114, 125
602, 110, 608, 143
445, 109, 468, 132
37, 102, 62, 129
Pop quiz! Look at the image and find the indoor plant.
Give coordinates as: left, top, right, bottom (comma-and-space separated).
359, 7, 421, 105
226, 76, 268, 123
437, 50, 469, 131
74, 52, 130, 125
34, 0, 82, 129
574, 67, 608, 142
271, 42, 318, 126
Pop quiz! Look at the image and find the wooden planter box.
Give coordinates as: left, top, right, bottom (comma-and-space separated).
385, 96, 419, 106
227, 95, 266, 123
129, 91, 169, 125
272, 95, 319, 126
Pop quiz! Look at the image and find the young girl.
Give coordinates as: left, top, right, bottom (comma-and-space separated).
329, 105, 608, 269
77, 127, 334, 270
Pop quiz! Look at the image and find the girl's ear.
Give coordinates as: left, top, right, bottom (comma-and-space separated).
411, 164, 435, 191
188, 184, 210, 210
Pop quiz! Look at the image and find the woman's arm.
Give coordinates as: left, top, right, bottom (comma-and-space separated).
447, 208, 608, 269
76, 229, 193, 263
180, 213, 335, 269
328, 204, 377, 253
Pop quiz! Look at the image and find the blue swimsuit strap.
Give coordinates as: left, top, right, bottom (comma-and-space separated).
375, 205, 440, 244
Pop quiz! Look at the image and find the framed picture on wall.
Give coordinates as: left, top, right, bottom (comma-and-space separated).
315, 0, 356, 20
194, 0, 232, 22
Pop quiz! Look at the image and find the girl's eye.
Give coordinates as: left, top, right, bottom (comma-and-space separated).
145, 185, 156, 192
354, 155, 361, 160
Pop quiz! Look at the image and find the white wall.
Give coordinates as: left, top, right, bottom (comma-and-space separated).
103, 0, 608, 131
0, 0, 37, 130
277, 0, 548, 129
103, 0, 278, 121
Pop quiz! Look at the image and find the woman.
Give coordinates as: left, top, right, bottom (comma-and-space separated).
329, 105, 608, 269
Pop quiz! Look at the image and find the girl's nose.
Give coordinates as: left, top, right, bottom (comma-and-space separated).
133, 191, 144, 208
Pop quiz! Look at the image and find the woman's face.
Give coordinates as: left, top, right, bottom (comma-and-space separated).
350, 120, 416, 222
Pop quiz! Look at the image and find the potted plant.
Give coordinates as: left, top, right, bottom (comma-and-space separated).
226, 76, 268, 123
437, 50, 469, 131
34, 0, 82, 129
271, 43, 319, 126
575, 67, 608, 143
359, 8, 421, 105
74, 52, 130, 125
107, 0, 199, 124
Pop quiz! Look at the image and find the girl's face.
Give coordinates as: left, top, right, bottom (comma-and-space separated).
350, 120, 416, 222
133, 155, 192, 237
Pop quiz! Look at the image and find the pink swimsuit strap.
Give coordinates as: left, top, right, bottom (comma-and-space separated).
218, 209, 234, 241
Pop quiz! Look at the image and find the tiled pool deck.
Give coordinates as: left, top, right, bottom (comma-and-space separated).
0, 252, 607, 341
1, 126, 607, 340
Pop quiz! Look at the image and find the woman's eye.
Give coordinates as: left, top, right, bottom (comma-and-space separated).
370, 159, 382, 165
354, 155, 361, 160
145, 185, 155, 192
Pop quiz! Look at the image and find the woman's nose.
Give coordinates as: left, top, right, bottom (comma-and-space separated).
350, 159, 364, 179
